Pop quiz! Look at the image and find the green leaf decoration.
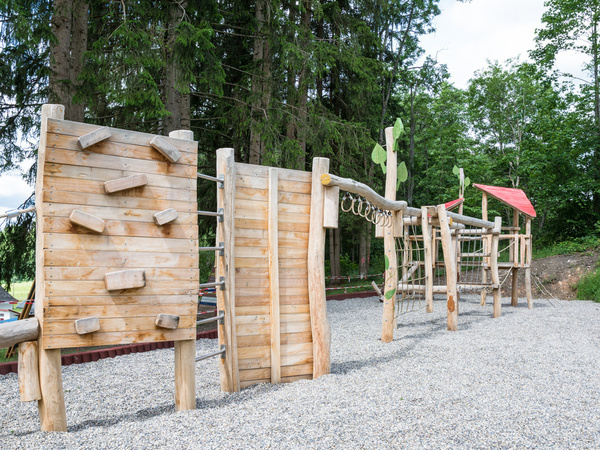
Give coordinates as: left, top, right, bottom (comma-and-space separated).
381, 162, 387, 174
464, 177, 471, 187
385, 288, 396, 300
385, 254, 390, 271
393, 118, 404, 140
371, 143, 386, 165
452, 165, 460, 176
398, 161, 408, 183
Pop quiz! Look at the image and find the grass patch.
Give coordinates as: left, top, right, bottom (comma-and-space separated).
534, 236, 600, 260
4, 280, 34, 301
576, 269, 600, 302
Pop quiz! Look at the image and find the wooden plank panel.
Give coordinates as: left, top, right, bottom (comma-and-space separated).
44, 176, 193, 202
278, 192, 311, 205
238, 357, 270, 370
45, 148, 193, 178
44, 164, 193, 190
236, 198, 267, 212
280, 342, 313, 355
236, 334, 270, 348
44, 250, 198, 268
236, 305, 270, 316
45, 203, 197, 224
236, 187, 311, 206
281, 364, 313, 378
235, 296, 270, 307
45, 304, 194, 320
278, 278, 309, 288
235, 315, 270, 325
44, 217, 197, 239
279, 286, 308, 296
235, 208, 267, 221
236, 163, 311, 183
46, 315, 196, 335
279, 295, 309, 305
47, 295, 196, 307
280, 304, 310, 314
48, 133, 196, 165
239, 368, 271, 382
44, 190, 192, 212
280, 321, 312, 334
281, 332, 312, 345
45, 280, 196, 296
278, 203, 310, 215
278, 221, 310, 233
278, 259, 307, 268
44, 233, 196, 253
281, 353, 313, 366
240, 379, 270, 389
281, 374, 312, 383
234, 257, 268, 269
235, 228, 267, 240
237, 346, 270, 359
45, 267, 196, 282
280, 313, 310, 323
48, 119, 196, 153
235, 246, 268, 258
42, 328, 195, 350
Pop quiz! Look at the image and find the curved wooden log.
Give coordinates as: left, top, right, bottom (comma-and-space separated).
446, 210, 495, 230
0, 317, 39, 348
321, 173, 407, 211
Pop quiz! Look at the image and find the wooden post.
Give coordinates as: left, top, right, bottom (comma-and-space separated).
19, 341, 41, 402
36, 104, 67, 431
268, 168, 281, 384
437, 205, 458, 331
480, 193, 488, 306
169, 129, 197, 408
525, 217, 533, 309
216, 147, 239, 392
511, 210, 519, 307
491, 216, 502, 318
323, 185, 339, 229
421, 207, 434, 313
308, 157, 331, 377
382, 127, 398, 343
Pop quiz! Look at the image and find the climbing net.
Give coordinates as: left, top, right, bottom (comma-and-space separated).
395, 214, 427, 316
454, 225, 497, 295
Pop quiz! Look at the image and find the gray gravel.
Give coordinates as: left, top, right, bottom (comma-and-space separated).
1, 296, 600, 449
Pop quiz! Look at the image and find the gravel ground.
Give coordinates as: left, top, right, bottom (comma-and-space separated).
1, 296, 599, 449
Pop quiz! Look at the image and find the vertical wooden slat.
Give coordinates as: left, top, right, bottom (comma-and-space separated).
491, 216, 502, 318
480, 193, 489, 306
323, 185, 339, 229
382, 126, 398, 342
169, 129, 197, 410
421, 207, 434, 313
511, 210, 520, 307
525, 217, 533, 309
36, 104, 68, 431
308, 157, 331, 378
437, 204, 458, 331
268, 168, 281, 383
216, 148, 240, 392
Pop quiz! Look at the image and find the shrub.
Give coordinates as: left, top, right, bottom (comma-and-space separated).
576, 270, 600, 302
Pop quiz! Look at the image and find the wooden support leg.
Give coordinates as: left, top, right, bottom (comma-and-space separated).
511, 267, 519, 306
37, 348, 67, 431
19, 341, 41, 402
480, 268, 488, 306
174, 339, 196, 411
437, 205, 458, 331
525, 267, 533, 309
491, 217, 502, 318
421, 207, 433, 313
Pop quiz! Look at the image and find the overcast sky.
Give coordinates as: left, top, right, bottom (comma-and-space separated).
0, 0, 590, 214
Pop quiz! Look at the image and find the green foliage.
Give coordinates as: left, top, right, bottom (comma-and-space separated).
576, 270, 600, 302
534, 236, 600, 259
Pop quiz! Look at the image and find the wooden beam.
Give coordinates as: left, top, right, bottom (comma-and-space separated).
323, 185, 339, 229
69, 209, 106, 233
437, 204, 458, 331
525, 218, 533, 309
153, 208, 178, 226
77, 127, 111, 149
268, 168, 281, 383
150, 135, 181, 163
382, 127, 398, 342
0, 317, 39, 348
35, 104, 67, 431
421, 206, 434, 313
174, 339, 196, 410
308, 157, 331, 376
104, 174, 148, 194
105, 269, 146, 291
155, 313, 180, 329
74, 317, 100, 335
18, 341, 41, 402
491, 216, 502, 318
321, 173, 407, 211
216, 148, 239, 392
511, 210, 520, 307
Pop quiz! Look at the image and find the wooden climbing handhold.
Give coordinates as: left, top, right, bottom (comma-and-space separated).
153, 208, 178, 226
104, 174, 148, 194
77, 127, 111, 149
105, 269, 146, 291
69, 209, 106, 233
150, 136, 181, 163
74, 317, 100, 335
155, 314, 180, 330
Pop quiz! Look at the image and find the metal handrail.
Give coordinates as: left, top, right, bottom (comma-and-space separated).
197, 172, 224, 188
199, 277, 225, 291
196, 311, 225, 326
199, 243, 224, 256
0, 206, 36, 219
195, 208, 224, 222
195, 345, 226, 362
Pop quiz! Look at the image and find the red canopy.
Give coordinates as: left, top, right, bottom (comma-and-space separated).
444, 198, 464, 212
473, 184, 536, 218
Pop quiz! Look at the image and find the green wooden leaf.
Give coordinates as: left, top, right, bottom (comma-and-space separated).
398, 161, 408, 183
452, 165, 459, 176
371, 143, 386, 165
385, 288, 396, 300
385, 254, 390, 271
393, 118, 404, 140
464, 177, 471, 187
381, 162, 387, 174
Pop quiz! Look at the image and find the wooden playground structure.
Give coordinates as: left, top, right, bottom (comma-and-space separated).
0, 105, 535, 431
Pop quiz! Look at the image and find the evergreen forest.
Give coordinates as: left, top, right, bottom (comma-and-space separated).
1, 0, 600, 287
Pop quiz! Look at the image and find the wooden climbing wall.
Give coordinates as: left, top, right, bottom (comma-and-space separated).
37, 119, 199, 349
233, 163, 313, 388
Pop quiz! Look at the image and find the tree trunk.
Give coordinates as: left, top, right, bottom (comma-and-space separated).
69, 0, 88, 123
328, 228, 342, 284
49, 0, 73, 112
359, 224, 368, 277
164, 1, 187, 133
295, 0, 311, 170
